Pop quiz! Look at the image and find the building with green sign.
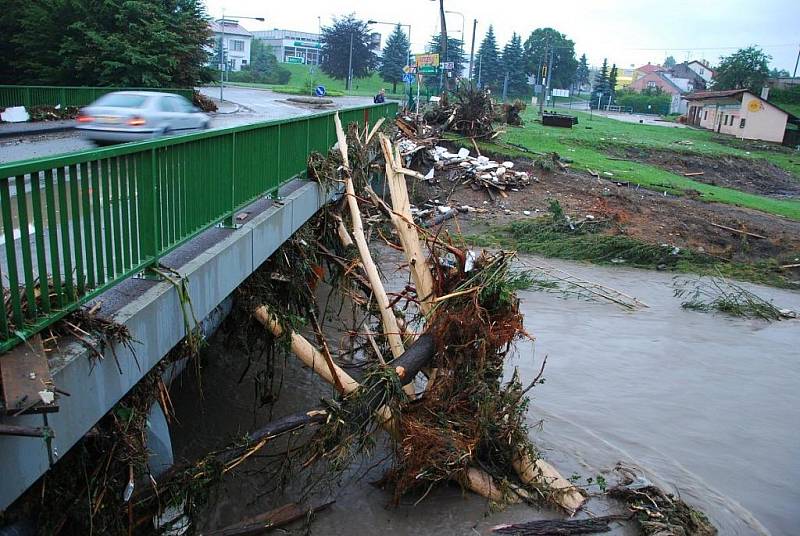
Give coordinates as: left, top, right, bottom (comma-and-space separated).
252, 29, 322, 65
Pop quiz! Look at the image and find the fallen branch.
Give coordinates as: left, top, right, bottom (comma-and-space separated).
709, 222, 766, 240
202, 501, 334, 536
492, 515, 630, 535
512, 449, 586, 515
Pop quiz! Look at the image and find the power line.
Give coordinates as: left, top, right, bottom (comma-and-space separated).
621, 43, 796, 51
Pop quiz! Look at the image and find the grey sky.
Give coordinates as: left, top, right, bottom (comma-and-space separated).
204, 0, 800, 72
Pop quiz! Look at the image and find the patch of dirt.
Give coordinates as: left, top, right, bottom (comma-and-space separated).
412, 155, 800, 265
615, 147, 800, 198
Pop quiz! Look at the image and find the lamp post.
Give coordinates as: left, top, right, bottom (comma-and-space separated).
445, 10, 464, 79
367, 20, 412, 73
218, 11, 265, 102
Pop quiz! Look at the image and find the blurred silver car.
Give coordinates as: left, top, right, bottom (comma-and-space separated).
76, 91, 210, 144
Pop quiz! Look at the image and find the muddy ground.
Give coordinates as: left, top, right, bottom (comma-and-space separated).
613, 146, 800, 198
410, 152, 800, 266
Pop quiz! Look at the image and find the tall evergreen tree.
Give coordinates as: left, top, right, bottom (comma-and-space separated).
663, 55, 677, 68
521, 28, 578, 89
428, 35, 467, 77
380, 24, 410, 93
591, 58, 611, 107
608, 64, 619, 93
575, 54, 590, 92
476, 25, 502, 90
320, 14, 378, 83
0, 0, 213, 87
501, 33, 528, 97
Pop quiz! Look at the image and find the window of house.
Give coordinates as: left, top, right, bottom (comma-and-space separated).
241, 60, 247, 66
647, 81, 656, 88
232, 40, 244, 52
740, 118, 746, 128
703, 110, 708, 120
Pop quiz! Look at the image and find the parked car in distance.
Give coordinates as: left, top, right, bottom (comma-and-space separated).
76, 91, 210, 144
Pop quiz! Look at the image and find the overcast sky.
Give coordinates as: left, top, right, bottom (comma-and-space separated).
204, 0, 800, 72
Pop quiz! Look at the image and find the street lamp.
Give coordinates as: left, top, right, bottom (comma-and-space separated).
218, 11, 265, 101
444, 11, 464, 79
367, 19, 413, 85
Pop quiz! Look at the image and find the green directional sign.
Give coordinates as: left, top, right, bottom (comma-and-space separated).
286, 56, 304, 64
418, 66, 439, 75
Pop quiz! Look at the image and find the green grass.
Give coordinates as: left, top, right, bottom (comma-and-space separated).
227, 64, 409, 100
472, 109, 800, 221
773, 101, 800, 118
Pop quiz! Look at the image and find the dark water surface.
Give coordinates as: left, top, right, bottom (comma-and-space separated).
169, 255, 800, 535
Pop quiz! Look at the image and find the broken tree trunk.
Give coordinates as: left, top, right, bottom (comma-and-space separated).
512, 449, 585, 515
202, 501, 334, 536
492, 515, 630, 535
379, 134, 436, 316
334, 113, 406, 362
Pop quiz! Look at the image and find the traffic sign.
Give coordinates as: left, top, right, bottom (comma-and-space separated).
287, 56, 304, 64
402, 73, 415, 84
403, 65, 417, 74
315, 86, 326, 97
442, 62, 454, 70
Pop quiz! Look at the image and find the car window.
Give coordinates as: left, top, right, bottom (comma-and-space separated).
158, 98, 177, 112
94, 93, 149, 108
170, 96, 193, 113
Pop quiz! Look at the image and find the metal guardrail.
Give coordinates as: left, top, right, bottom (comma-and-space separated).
0, 85, 195, 108
0, 102, 398, 351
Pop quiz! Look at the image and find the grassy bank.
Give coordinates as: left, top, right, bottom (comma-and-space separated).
467, 109, 800, 221
227, 63, 409, 100
469, 215, 798, 289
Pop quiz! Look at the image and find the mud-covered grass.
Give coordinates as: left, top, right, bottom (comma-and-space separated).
469, 109, 800, 220
469, 220, 798, 289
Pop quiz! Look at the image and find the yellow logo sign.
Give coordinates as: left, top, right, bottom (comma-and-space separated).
747, 99, 763, 113
415, 53, 440, 68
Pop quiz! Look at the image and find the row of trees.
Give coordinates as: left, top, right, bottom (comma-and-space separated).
0, 0, 213, 87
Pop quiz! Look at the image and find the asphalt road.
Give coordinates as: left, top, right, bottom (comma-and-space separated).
0, 87, 375, 164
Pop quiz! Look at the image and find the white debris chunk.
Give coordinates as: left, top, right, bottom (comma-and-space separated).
502, 161, 514, 168
457, 147, 470, 158
425, 168, 435, 180
496, 166, 506, 177
39, 390, 55, 404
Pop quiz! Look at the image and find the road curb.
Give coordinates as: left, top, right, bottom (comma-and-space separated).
0, 123, 74, 140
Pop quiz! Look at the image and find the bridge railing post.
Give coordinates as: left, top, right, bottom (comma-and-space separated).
137, 148, 161, 272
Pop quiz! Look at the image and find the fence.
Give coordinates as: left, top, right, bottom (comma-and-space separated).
0, 86, 195, 109
0, 102, 397, 351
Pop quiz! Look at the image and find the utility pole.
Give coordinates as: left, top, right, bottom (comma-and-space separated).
468, 19, 477, 81
539, 46, 554, 116
502, 72, 509, 102
438, 0, 448, 94
347, 31, 354, 90
794, 43, 800, 78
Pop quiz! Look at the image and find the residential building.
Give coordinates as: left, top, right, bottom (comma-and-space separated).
634, 62, 663, 79
766, 77, 800, 90
614, 67, 637, 90
670, 62, 708, 91
628, 71, 683, 95
685, 60, 714, 85
685, 89, 799, 144
252, 29, 322, 65
210, 19, 253, 71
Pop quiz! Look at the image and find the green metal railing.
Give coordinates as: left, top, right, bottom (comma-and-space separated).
0, 86, 195, 108
0, 102, 397, 351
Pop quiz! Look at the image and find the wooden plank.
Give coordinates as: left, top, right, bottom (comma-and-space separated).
1, 334, 57, 415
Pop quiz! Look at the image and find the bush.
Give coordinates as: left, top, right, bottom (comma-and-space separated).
770, 85, 800, 105
227, 64, 291, 86
615, 89, 671, 114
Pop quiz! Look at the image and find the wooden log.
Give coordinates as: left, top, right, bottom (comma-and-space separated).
492, 515, 630, 535
0, 423, 46, 437
202, 501, 334, 536
334, 113, 406, 362
512, 449, 585, 515
380, 134, 436, 315
254, 305, 360, 395
709, 221, 766, 239
684, 171, 705, 177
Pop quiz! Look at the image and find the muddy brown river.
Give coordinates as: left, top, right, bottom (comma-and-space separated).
169, 255, 800, 536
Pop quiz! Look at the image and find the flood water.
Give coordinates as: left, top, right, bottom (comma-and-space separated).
169, 255, 800, 536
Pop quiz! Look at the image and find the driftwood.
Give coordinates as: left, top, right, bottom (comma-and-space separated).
202, 501, 334, 536
492, 515, 630, 535
513, 449, 585, 515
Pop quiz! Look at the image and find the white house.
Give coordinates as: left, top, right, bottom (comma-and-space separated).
210, 19, 253, 72
686, 60, 714, 85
